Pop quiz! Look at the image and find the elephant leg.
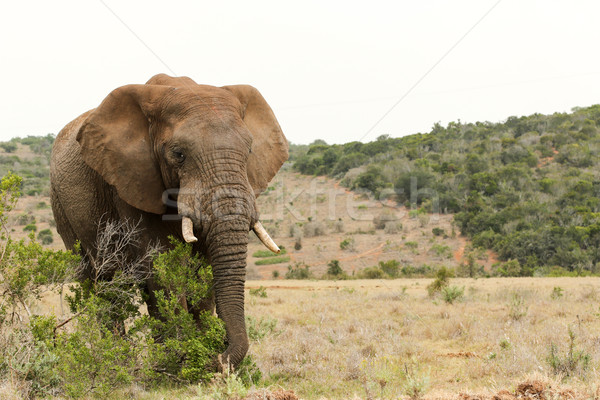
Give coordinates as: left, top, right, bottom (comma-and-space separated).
142, 277, 163, 320
50, 187, 79, 251
190, 292, 216, 327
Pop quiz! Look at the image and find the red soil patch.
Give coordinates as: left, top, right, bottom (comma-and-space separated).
454, 236, 467, 263
458, 379, 587, 400
244, 389, 298, 400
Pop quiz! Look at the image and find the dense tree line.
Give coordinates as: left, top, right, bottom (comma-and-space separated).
292, 105, 600, 275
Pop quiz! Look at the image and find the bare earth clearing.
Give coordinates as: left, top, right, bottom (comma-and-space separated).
247, 168, 496, 279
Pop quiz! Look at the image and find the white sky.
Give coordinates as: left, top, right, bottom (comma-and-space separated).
1, 1, 599, 144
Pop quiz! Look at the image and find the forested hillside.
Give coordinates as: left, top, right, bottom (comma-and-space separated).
292, 105, 600, 276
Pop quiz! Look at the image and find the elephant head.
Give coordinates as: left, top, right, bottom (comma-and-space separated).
75, 73, 288, 368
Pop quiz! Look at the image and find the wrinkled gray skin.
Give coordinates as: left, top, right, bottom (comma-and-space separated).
50, 74, 288, 369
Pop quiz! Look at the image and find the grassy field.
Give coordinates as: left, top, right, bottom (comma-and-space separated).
240, 277, 600, 399
17, 276, 599, 399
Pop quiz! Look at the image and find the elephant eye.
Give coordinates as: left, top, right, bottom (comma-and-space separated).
173, 150, 185, 163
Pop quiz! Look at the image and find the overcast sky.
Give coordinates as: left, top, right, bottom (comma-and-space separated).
1, 1, 599, 144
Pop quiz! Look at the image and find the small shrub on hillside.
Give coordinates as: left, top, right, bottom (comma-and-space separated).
384, 221, 403, 234
357, 266, 385, 279
16, 213, 35, 225
428, 244, 452, 259
37, 228, 53, 245
0, 141, 17, 153
401, 264, 433, 277
303, 221, 326, 237
432, 227, 445, 236
23, 223, 37, 232
340, 237, 355, 251
294, 235, 302, 250
285, 263, 313, 279
327, 259, 343, 276
379, 259, 400, 278
457, 253, 484, 278
373, 209, 398, 230
494, 259, 523, 277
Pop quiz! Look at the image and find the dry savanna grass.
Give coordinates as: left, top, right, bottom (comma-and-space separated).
243, 277, 600, 399
21, 277, 600, 399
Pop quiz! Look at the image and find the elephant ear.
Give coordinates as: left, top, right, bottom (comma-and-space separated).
76, 84, 173, 214
222, 85, 289, 196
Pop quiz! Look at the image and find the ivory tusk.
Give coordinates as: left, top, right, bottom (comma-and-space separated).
253, 221, 280, 253
182, 216, 198, 243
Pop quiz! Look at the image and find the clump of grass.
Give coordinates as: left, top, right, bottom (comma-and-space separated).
255, 256, 291, 265
508, 292, 528, 320
402, 359, 430, 399
550, 286, 564, 300
547, 327, 591, 379
442, 286, 464, 304
246, 316, 278, 341
249, 286, 267, 298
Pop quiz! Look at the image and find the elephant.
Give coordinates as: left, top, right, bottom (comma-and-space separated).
50, 73, 288, 369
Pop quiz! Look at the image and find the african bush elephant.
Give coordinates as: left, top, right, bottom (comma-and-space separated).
50, 73, 288, 369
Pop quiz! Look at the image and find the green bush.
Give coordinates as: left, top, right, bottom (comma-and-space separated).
326, 259, 343, 276
357, 266, 385, 279
0, 142, 17, 153
23, 223, 37, 232
37, 228, 53, 245
432, 227, 445, 236
255, 255, 291, 265
427, 266, 454, 297
379, 259, 400, 278
285, 263, 313, 279
339, 237, 355, 251
249, 286, 267, 298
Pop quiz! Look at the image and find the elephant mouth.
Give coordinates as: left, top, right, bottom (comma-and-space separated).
180, 216, 280, 254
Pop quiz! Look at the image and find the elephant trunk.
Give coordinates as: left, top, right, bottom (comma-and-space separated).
206, 216, 251, 369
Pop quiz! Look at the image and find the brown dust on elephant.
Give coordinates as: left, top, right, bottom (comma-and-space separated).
50, 73, 288, 370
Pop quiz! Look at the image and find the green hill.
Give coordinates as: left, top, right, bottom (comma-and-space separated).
291, 105, 600, 276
